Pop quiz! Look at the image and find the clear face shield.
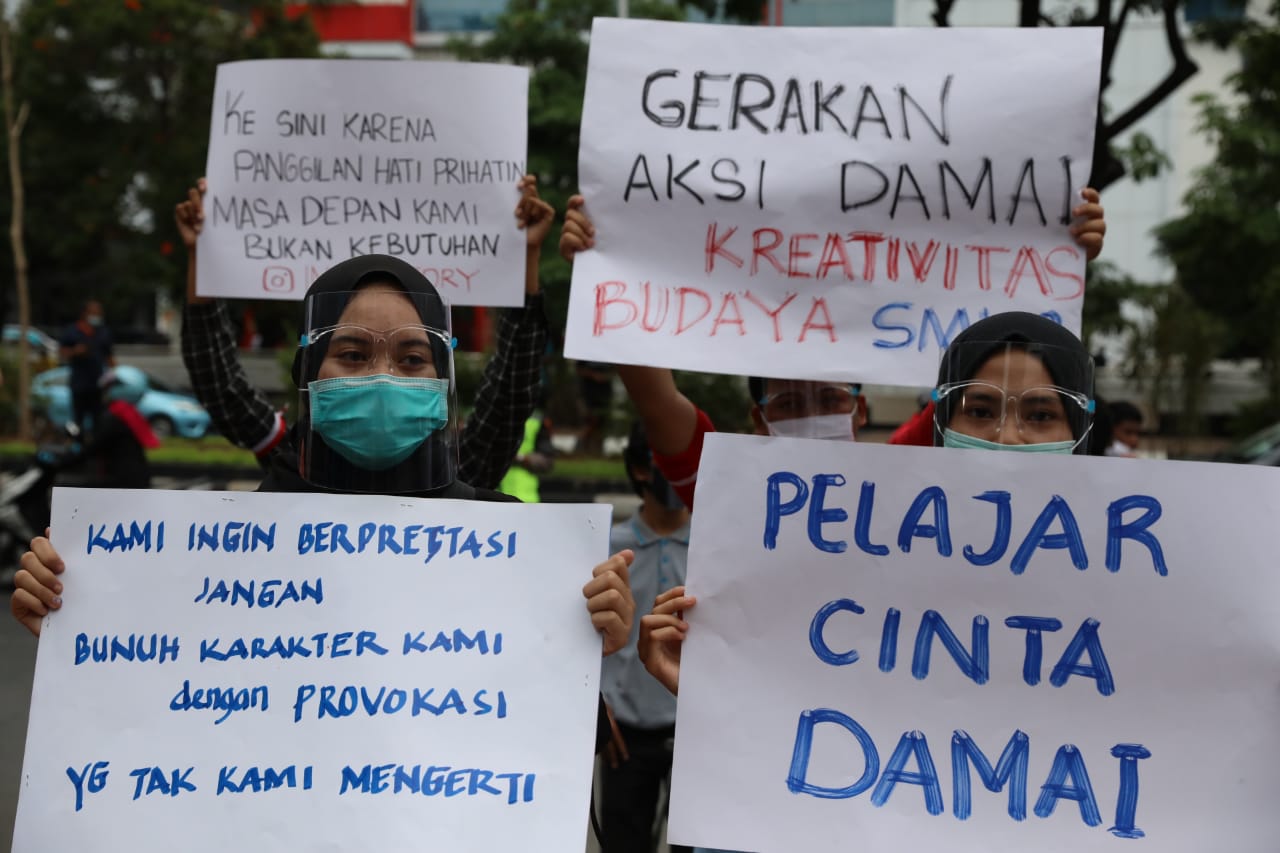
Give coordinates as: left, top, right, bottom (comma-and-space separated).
757, 381, 861, 441
932, 341, 1095, 454
296, 287, 459, 493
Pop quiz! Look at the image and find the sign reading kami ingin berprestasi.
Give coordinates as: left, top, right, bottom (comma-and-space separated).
199, 59, 529, 306
567, 20, 1102, 385
668, 434, 1280, 852
12, 488, 609, 853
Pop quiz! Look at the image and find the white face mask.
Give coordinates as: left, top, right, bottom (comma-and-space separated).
765, 413, 855, 441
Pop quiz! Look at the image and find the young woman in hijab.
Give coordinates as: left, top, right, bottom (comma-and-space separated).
11, 257, 636, 755
929, 311, 1095, 453
635, 313, 1099, 726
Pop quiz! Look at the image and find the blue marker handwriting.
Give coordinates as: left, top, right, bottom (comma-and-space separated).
75, 633, 180, 666
809, 601, 1115, 695
764, 473, 1169, 577
218, 764, 313, 795
787, 711, 1150, 838
66, 761, 109, 812
129, 766, 197, 800
193, 576, 323, 608
292, 684, 508, 722
65, 762, 540, 809
187, 521, 277, 553
339, 764, 534, 804
169, 680, 268, 725
297, 521, 517, 563
86, 520, 164, 555
199, 630, 389, 662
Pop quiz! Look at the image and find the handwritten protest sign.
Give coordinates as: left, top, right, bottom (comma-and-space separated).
566, 20, 1101, 384
668, 434, 1280, 851
198, 60, 528, 306
12, 489, 609, 852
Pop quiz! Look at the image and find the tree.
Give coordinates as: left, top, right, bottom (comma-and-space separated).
1155, 0, 1280, 410
0, 1, 321, 330
2, 17, 31, 439
931, 0, 1202, 191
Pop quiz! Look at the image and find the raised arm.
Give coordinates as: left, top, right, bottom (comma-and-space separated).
457, 176, 552, 488
176, 180, 286, 459
559, 194, 699, 456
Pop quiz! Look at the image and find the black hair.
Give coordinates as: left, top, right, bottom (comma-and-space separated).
622, 419, 653, 497
1087, 393, 1112, 455
1109, 400, 1143, 426
748, 376, 863, 404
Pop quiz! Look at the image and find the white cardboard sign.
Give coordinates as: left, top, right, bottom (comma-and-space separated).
669, 433, 1280, 851
568, 20, 1101, 384
13, 488, 609, 852
199, 59, 529, 306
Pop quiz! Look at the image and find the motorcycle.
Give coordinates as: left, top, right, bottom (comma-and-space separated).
0, 425, 229, 588
0, 420, 107, 587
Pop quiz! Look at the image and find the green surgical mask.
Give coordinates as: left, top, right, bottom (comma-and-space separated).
942, 427, 1075, 454
310, 374, 448, 470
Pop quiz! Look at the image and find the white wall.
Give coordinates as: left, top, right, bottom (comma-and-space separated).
894, 0, 1243, 286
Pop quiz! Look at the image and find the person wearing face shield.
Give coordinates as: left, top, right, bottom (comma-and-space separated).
635, 313, 1101, 709
599, 421, 693, 853
11, 256, 637, 769
931, 312, 1096, 454
175, 176, 556, 485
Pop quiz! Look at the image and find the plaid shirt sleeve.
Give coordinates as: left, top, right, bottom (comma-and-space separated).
181, 301, 285, 455
458, 292, 549, 489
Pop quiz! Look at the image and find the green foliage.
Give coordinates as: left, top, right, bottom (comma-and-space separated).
1156, 0, 1280, 404
450, 0, 757, 446
449, 0, 611, 331
1080, 261, 1144, 352
1129, 282, 1226, 435
1113, 131, 1173, 182
551, 455, 626, 481
672, 370, 751, 433
0, 1, 321, 328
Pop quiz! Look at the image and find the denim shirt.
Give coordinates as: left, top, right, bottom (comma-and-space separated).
600, 512, 691, 729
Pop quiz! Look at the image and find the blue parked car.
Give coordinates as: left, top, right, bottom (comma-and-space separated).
31, 365, 211, 439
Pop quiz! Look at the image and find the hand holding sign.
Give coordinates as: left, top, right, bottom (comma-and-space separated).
637, 585, 696, 695
667, 434, 1280, 852
12, 489, 625, 853
198, 60, 529, 306
10, 530, 63, 635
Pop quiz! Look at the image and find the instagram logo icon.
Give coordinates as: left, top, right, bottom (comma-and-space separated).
262, 266, 295, 294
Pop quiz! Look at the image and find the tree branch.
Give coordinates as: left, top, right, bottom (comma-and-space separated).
1101, 0, 1135, 92
1020, 0, 1042, 28
1105, 0, 1198, 139
932, 0, 955, 27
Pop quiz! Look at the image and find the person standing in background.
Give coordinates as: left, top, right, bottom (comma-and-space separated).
1106, 401, 1144, 457
600, 421, 692, 853
59, 300, 115, 436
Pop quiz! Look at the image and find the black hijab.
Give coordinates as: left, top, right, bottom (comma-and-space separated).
260, 255, 510, 500
934, 312, 1093, 444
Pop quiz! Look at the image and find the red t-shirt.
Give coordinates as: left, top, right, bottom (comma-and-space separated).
888, 401, 936, 447
651, 406, 716, 511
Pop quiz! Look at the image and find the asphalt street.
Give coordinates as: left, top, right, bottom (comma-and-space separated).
0, 611, 36, 851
